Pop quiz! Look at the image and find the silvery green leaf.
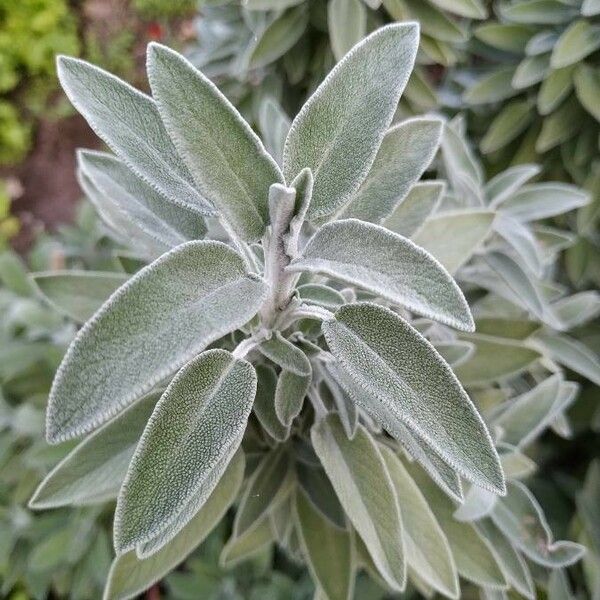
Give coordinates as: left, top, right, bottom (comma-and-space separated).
297, 284, 346, 311
454, 333, 541, 386
243, 0, 304, 9
383, 181, 445, 238
481, 100, 533, 154
323, 364, 359, 439
500, 183, 589, 222
498, 0, 578, 24
380, 446, 459, 599
428, 0, 487, 18
30, 393, 158, 509
220, 517, 274, 568
103, 450, 244, 600
574, 64, 600, 121
253, 365, 290, 442
453, 486, 498, 522
463, 67, 520, 105
258, 332, 311, 376
311, 414, 406, 591
582, 0, 600, 15
432, 341, 475, 368
536, 96, 584, 153
283, 23, 419, 220
512, 54, 550, 89
328, 0, 367, 62
494, 375, 578, 448
296, 462, 346, 530
477, 520, 535, 599
339, 118, 443, 223
491, 480, 585, 567
475, 23, 536, 53
322, 303, 504, 494
552, 291, 600, 329
56, 56, 212, 216
78, 151, 206, 244
32, 271, 129, 323
291, 220, 474, 331
249, 5, 309, 70
551, 19, 600, 68
526, 30, 559, 55
403, 0, 467, 43
275, 368, 310, 427
548, 569, 574, 599
485, 164, 541, 208
533, 331, 600, 386
538, 65, 576, 115
498, 445, 537, 479
408, 461, 507, 589
294, 489, 355, 600
147, 43, 284, 242
412, 210, 495, 274
484, 252, 545, 320
258, 97, 291, 166
493, 215, 543, 276
234, 447, 290, 537
114, 349, 256, 553
46, 241, 266, 443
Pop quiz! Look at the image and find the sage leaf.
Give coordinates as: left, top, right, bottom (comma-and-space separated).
253, 365, 290, 442
322, 303, 504, 494
491, 481, 585, 567
485, 164, 541, 208
494, 215, 543, 276
412, 210, 495, 274
409, 462, 507, 589
104, 450, 244, 600
220, 518, 274, 568
295, 489, 355, 600
339, 118, 443, 224
453, 486, 498, 522
56, 56, 211, 215
383, 181, 444, 238
290, 219, 474, 331
380, 446, 459, 599
114, 349, 256, 553
46, 241, 267, 443
147, 43, 284, 242
432, 340, 475, 367
283, 23, 419, 220
297, 284, 346, 311
30, 393, 159, 509
328, 0, 367, 62
32, 271, 129, 323
274, 369, 310, 426
258, 332, 311, 376
551, 19, 600, 68
311, 414, 406, 591
258, 97, 291, 166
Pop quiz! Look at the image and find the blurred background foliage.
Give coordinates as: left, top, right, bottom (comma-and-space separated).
0, 0, 598, 598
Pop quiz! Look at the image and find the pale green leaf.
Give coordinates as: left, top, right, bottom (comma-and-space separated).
494, 215, 543, 276
381, 446, 459, 599
428, 0, 487, 18
574, 64, 600, 122
290, 219, 474, 331
297, 284, 346, 310
339, 118, 442, 223
486, 164, 541, 208
258, 332, 311, 376
582, 0, 600, 15
114, 349, 256, 553
147, 43, 284, 242
328, 0, 367, 62
538, 66, 575, 115
512, 54, 550, 89
253, 365, 290, 442
294, 489, 355, 600
32, 271, 129, 323
46, 241, 266, 443
243, 0, 304, 8
463, 68, 520, 105
551, 19, 600, 68
552, 291, 600, 329
322, 303, 504, 494
481, 100, 533, 154
103, 450, 244, 600
432, 340, 475, 367
404, 0, 467, 43
258, 97, 291, 166
220, 518, 273, 568
475, 23, 537, 53
56, 56, 212, 215
383, 181, 444, 238
311, 414, 406, 591
412, 210, 495, 274
30, 393, 158, 509
283, 23, 419, 220
453, 486, 497, 522
498, 0, 578, 24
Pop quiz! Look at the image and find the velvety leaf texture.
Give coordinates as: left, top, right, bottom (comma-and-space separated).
290, 219, 474, 331
147, 43, 283, 242
114, 350, 256, 553
322, 303, 505, 494
283, 23, 419, 220
46, 241, 267, 443
56, 56, 212, 216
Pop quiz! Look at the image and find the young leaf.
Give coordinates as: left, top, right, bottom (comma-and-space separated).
290, 219, 474, 331
103, 450, 244, 600
383, 181, 445, 238
56, 56, 211, 216
294, 489, 355, 600
147, 43, 284, 242
220, 517, 274, 568
328, 0, 367, 62
412, 210, 495, 274
297, 284, 346, 311
322, 303, 504, 494
485, 164, 541, 208
283, 23, 419, 220
311, 414, 406, 591
253, 365, 290, 442
339, 118, 443, 223
114, 349, 256, 553
30, 393, 159, 509
258, 97, 291, 166
380, 446, 459, 599
32, 271, 129, 323
46, 241, 267, 443
258, 332, 311, 376
274, 369, 310, 426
